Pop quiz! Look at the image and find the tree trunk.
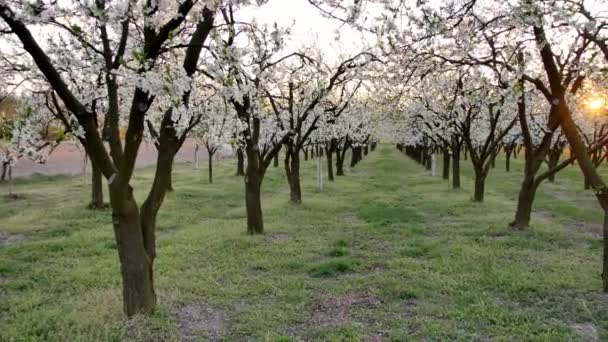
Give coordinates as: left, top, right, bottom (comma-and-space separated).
350, 146, 361, 167
420, 147, 427, 166
316, 154, 322, 191
1, 162, 7, 182
452, 141, 461, 189
245, 148, 264, 234
442, 149, 450, 180
311, 146, 316, 158
336, 149, 345, 176
284, 147, 302, 204
350, 147, 357, 168
510, 175, 538, 230
505, 149, 512, 172
533, 35, 608, 291
473, 169, 485, 202
89, 159, 105, 209
208, 151, 213, 184
111, 193, 157, 317
364, 146, 368, 156
304, 148, 309, 161
548, 151, 560, 183
194, 145, 200, 169
273, 153, 279, 167
131, 138, 180, 317
463, 147, 468, 161
603, 212, 608, 291
236, 148, 245, 176
166, 170, 174, 192
8, 164, 13, 196
82, 151, 88, 180
425, 151, 432, 171
290, 153, 301, 203
326, 145, 334, 181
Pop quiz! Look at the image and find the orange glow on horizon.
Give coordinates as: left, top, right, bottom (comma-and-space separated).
586, 97, 605, 111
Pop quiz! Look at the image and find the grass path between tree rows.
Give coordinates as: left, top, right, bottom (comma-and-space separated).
1, 144, 607, 341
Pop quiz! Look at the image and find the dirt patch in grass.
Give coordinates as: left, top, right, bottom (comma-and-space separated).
266, 232, 289, 242
366, 263, 386, 273
402, 299, 417, 318
175, 303, 227, 342
297, 294, 413, 340
248, 264, 270, 277
536, 210, 602, 238
564, 221, 602, 239
310, 294, 383, 326
337, 212, 364, 227
422, 213, 467, 226
2, 193, 27, 201
0, 232, 26, 246
533, 210, 557, 224
542, 183, 600, 210
363, 333, 387, 341
591, 292, 608, 305
571, 323, 599, 342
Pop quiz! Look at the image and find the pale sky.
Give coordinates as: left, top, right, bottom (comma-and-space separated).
242, 0, 369, 62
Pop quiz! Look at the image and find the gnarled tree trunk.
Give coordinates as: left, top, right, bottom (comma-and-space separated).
425, 150, 432, 171
284, 146, 302, 204
442, 148, 450, 180
0, 161, 7, 182
194, 144, 200, 169
89, 158, 105, 209
547, 149, 561, 183
208, 150, 214, 184
245, 146, 264, 234
473, 168, 486, 202
166, 170, 174, 192
325, 144, 334, 181
110, 197, 157, 317
350, 147, 357, 168
604, 213, 608, 291
452, 139, 461, 189
236, 148, 245, 176
130, 122, 181, 316
511, 174, 538, 230
336, 153, 345, 175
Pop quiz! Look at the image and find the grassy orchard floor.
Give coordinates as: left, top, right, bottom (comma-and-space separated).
0, 145, 607, 341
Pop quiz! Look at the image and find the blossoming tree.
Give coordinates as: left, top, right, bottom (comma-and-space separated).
0, 0, 225, 315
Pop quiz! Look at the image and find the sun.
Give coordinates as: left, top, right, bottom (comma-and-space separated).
587, 97, 605, 111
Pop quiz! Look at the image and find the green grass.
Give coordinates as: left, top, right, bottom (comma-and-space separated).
0, 145, 607, 341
